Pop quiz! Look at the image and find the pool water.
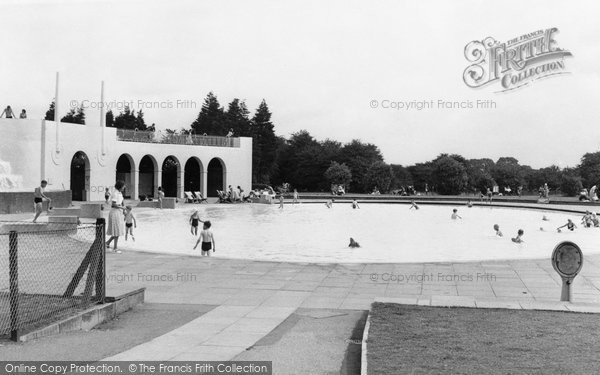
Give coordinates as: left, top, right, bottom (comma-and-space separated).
117, 203, 600, 263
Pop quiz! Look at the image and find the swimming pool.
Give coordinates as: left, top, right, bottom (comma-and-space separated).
116, 203, 600, 263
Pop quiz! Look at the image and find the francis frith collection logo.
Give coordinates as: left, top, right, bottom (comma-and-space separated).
463, 28, 572, 92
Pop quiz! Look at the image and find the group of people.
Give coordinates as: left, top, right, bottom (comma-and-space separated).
1, 105, 27, 119
579, 185, 599, 202
448, 205, 525, 243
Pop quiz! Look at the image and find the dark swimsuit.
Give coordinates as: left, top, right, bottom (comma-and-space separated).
201, 242, 212, 251
34, 197, 43, 204
191, 218, 199, 227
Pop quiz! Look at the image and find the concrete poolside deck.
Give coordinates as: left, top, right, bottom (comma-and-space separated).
102, 250, 600, 361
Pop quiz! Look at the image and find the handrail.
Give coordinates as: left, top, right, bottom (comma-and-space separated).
115, 129, 240, 147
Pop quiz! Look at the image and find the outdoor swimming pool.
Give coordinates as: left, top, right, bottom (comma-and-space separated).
117, 203, 600, 263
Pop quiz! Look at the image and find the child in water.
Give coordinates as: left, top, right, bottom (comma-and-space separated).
193, 221, 216, 256
493, 224, 503, 237
467, 199, 473, 208
511, 229, 524, 243
279, 194, 284, 209
409, 200, 419, 210
325, 199, 333, 208
352, 199, 360, 209
189, 210, 203, 236
124, 206, 137, 241
451, 209, 462, 220
348, 238, 360, 248
557, 219, 576, 232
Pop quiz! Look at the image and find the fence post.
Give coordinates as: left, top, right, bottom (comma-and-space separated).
9, 231, 19, 341
95, 218, 106, 303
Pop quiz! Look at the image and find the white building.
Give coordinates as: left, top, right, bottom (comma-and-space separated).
0, 119, 252, 201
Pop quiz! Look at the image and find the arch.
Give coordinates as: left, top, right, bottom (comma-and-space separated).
116, 154, 135, 199
70, 151, 90, 201
207, 157, 226, 197
161, 155, 181, 198
139, 155, 158, 200
184, 157, 204, 195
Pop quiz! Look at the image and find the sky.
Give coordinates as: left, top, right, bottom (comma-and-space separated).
1, 0, 599, 168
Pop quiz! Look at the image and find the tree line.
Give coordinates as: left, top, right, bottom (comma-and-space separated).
42, 96, 600, 196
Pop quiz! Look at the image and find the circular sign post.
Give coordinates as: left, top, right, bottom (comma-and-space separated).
551, 241, 583, 302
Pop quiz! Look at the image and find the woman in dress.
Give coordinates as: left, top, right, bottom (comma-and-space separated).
106, 180, 126, 253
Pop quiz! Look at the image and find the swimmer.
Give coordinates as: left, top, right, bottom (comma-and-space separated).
493, 224, 503, 237
352, 199, 360, 209
539, 227, 545, 232
409, 200, 419, 210
451, 208, 462, 220
582, 211, 593, 228
467, 199, 473, 208
193, 221, 215, 256
592, 213, 600, 227
511, 229, 524, 243
348, 238, 360, 248
542, 215, 549, 221
279, 194, 284, 209
325, 199, 333, 208
557, 219, 576, 232
189, 210, 204, 236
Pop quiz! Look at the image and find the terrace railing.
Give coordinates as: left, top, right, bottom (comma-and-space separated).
116, 129, 240, 148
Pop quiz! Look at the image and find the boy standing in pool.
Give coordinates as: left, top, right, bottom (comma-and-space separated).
157, 187, 164, 209
451, 208, 462, 220
194, 221, 216, 256
33, 180, 51, 223
124, 206, 137, 241
511, 229, 524, 243
189, 210, 203, 236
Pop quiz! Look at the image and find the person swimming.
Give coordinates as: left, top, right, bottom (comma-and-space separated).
542, 215, 549, 221
493, 224, 503, 237
451, 208, 462, 220
352, 199, 360, 209
325, 199, 333, 208
467, 199, 473, 208
511, 229, 524, 243
557, 219, 576, 232
348, 238, 360, 248
409, 200, 419, 210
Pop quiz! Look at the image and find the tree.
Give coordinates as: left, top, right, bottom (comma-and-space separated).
106, 110, 114, 127
61, 105, 85, 124
432, 154, 468, 195
44, 101, 55, 121
224, 99, 251, 137
466, 158, 495, 193
190, 92, 225, 135
113, 106, 137, 129
561, 168, 583, 196
492, 157, 524, 190
324, 161, 352, 187
135, 110, 147, 130
338, 140, 384, 192
364, 161, 394, 193
407, 162, 433, 192
578, 152, 600, 188
251, 100, 277, 184
390, 164, 413, 190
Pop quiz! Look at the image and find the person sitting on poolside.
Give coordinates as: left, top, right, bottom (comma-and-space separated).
493, 224, 503, 237
409, 200, 419, 210
348, 238, 360, 248
511, 229, 524, 243
557, 219, 576, 232
451, 208, 462, 220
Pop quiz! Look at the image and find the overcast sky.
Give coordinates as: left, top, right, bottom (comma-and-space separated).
1, 0, 598, 168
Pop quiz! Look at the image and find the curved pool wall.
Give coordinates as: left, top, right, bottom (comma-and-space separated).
115, 203, 600, 264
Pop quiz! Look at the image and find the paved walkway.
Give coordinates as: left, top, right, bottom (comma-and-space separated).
102, 251, 600, 360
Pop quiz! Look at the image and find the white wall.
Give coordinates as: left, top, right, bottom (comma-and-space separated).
0, 119, 253, 201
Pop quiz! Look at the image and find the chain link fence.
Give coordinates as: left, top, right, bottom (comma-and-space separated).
0, 219, 106, 340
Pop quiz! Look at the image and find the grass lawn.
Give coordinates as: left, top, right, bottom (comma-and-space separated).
367, 303, 600, 374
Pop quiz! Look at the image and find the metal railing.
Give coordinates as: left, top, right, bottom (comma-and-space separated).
116, 129, 240, 148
